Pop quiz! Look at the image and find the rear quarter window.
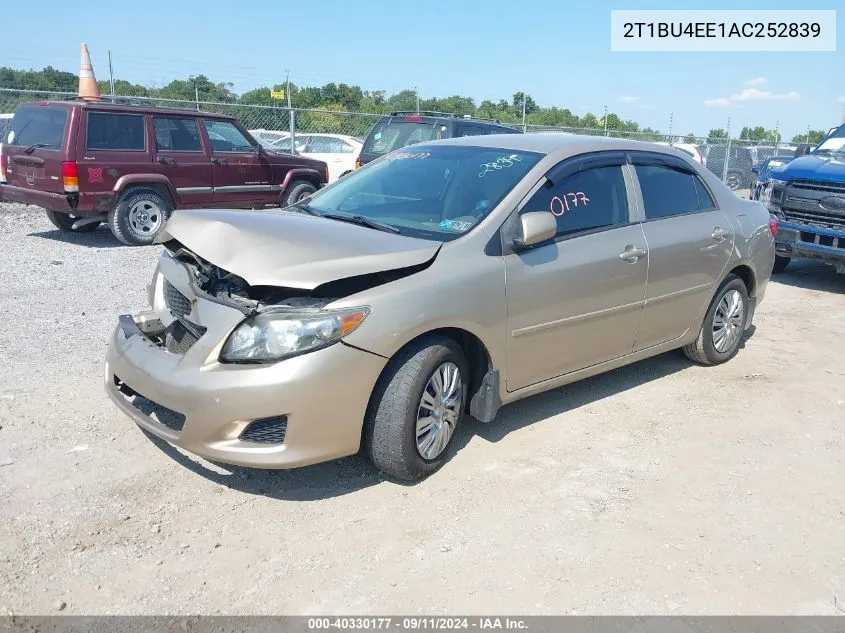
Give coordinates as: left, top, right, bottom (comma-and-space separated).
86, 112, 146, 151
7, 106, 68, 150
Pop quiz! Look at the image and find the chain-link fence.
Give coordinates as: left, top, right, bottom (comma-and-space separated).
0, 87, 801, 198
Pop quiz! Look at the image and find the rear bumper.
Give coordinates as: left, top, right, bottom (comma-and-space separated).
775, 221, 845, 263
0, 183, 106, 214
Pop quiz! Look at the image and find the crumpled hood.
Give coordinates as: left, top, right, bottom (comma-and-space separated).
156, 208, 440, 289
771, 155, 845, 183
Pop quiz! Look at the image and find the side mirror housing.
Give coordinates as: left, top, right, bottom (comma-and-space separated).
751, 166, 759, 174
513, 211, 557, 250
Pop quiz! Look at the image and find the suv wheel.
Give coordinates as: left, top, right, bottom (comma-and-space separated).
108, 188, 172, 246
364, 336, 468, 482
683, 275, 749, 366
281, 180, 317, 207
45, 210, 100, 233
725, 172, 743, 190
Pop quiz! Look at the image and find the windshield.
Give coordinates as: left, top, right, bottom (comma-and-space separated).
813, 125, 845, 156
302, 145, 543, 242
361, 120, 448, 156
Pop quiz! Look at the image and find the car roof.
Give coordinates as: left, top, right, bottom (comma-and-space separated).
429, 132, 703, 159
380, 112, 518, 129
16, 99, 236, 120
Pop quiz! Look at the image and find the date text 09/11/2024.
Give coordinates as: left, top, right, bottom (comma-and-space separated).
307, 617, 528, 630
623, 21, 821, 38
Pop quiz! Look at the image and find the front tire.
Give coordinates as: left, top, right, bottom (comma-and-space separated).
683, 275, 749, 366
45, 210, 100, 233
772, 255, 790, 274
108, 188, 171, 246
281, 180, 317, 207
364, 336, 469, 482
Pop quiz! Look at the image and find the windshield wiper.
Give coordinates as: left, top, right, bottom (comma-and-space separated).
289, 201, 323, 216
23, 143, 49, 154
322, 213, 401, 234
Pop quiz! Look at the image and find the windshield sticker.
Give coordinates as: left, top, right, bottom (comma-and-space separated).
391, 151, 430, 160
373, 132, 382, 141
550, 192, 590, 217
479, 154, 522, 178
440, 219, 473, 232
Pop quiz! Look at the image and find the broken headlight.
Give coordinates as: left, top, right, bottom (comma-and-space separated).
220, 307, 370, 363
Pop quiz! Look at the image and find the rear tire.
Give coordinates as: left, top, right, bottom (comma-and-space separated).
683, 275, 749, 366
364, 336, 469, 482
108, 188, 171, 246
772, 255, 790, 274
280, 180, 317, 207
45, 210, 100, 233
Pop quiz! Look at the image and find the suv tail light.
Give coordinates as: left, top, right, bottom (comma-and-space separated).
769, 216, 778, 238
323, 165, 329, 183
62, 161, 79, 193
0, 145, 6, 184
354, 156, 362, 169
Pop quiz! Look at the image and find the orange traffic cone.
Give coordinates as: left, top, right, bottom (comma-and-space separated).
78, 43, 101, 101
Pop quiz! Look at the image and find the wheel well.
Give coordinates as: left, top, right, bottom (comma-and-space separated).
392, 328, 493, 413
119, 183, 175, 209
287, 175, 322, 190
728, 264, 755, 297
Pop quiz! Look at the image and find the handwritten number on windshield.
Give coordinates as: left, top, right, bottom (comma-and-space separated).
479, 154, 521, 178
550, 192, 590, 217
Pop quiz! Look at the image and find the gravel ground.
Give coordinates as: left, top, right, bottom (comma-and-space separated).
1, 201, 844, 616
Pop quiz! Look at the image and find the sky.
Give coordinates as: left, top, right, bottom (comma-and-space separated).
1, 0, 843, 140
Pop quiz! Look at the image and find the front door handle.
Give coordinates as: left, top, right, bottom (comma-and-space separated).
618, 245, 647, 263
712, 227, 730, 241
211, 157, 228, 165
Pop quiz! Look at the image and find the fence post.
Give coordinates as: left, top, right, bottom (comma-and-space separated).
721, 117, 732, 183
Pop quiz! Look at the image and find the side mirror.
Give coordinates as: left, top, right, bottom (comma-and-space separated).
751, 167, 759, 174
513, 211, 557, 250
795, 143, 811, 157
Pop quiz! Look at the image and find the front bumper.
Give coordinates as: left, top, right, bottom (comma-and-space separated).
104, 309, 387, 470
775, 221, 845, 263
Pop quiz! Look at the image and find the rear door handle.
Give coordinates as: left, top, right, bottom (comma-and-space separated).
157, 156, 174, 165
711, 227, 730, 241
618, 246, 647, 263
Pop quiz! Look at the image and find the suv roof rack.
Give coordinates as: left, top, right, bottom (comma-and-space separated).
390, 110, 459, 118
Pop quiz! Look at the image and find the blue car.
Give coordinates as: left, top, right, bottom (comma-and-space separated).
763, 125, 845, 274
751, 155, 794, 201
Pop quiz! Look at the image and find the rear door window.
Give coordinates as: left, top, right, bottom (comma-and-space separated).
7, 106, 68, 150
86, 112, 146, 151
153, 117, 202, 152
635, 164, 701, 219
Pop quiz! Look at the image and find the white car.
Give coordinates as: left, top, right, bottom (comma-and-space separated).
654, 142, 706, 166
270, 133, 363, 182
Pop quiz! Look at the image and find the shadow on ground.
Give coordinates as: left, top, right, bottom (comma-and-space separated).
29, 226, 127, 249
143, 346, 712, 502
770, 259, 845, 294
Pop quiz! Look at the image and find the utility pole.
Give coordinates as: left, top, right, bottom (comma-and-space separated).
806, 125, 810, 145
287, 69, 295, 152
774, 120, 779, 152
522, 93, 527, 132
415, 86, 420, 114
603, 105, 608, 136
668, 112, 673, 144
107, 50, 116, 101
189, 75, 199, 111
722, 116, 732, 183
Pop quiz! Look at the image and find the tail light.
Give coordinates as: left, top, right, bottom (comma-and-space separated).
0, 146, 6, 183
62, 161, 79, 193
769, 216, 778, 238
354, 156, 362, 169
323, 164, 329, 184
403, 116, 423, 122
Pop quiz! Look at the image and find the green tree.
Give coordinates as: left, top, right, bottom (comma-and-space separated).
684, 132, 697, 143
708, 128, 727, 140
511, 92, 538, 116
791, 130, 826, 145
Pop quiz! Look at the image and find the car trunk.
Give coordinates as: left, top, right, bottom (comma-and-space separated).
3, 104, 70, 195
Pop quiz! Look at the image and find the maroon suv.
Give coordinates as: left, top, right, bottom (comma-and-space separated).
0, 100, 328, 245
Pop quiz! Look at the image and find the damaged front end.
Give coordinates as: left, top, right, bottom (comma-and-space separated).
143, 238, 437, 364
